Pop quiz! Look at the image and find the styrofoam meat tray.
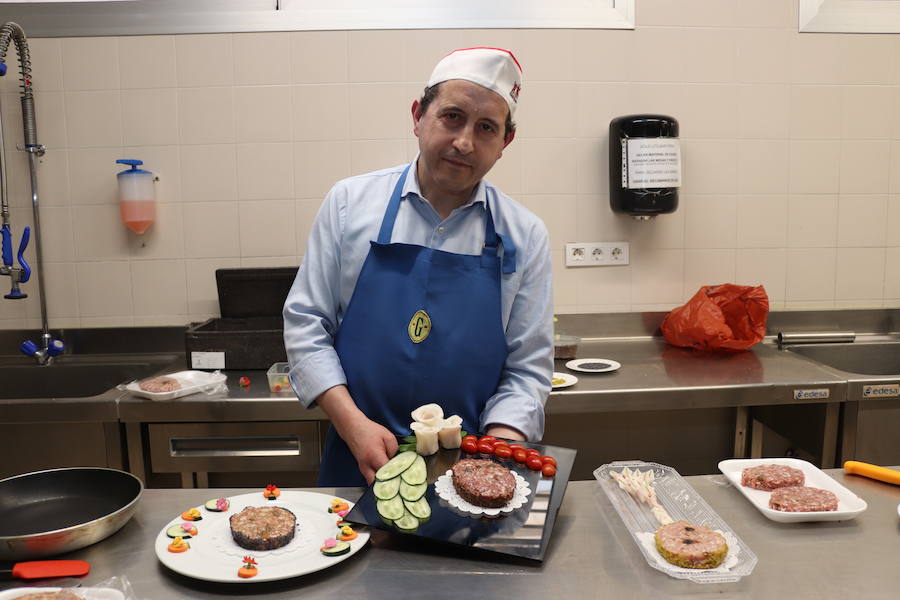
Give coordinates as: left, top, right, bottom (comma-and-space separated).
594, 460, 757, 584
0, 589, 124, 600
718, 458, 868, 523
125, 370, 227, 401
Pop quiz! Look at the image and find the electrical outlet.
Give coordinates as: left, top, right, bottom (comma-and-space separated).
565, 242, 630, 267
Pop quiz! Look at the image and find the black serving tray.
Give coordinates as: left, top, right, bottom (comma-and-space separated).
345, 440, 576, 561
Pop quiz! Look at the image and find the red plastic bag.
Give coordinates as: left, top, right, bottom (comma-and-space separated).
661, 284, 769, 351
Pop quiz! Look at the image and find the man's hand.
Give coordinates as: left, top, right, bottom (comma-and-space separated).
316, 385, 399, 484
485, 424, 526, 442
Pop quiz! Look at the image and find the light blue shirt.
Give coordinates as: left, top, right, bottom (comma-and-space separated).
283, 160, 553, 441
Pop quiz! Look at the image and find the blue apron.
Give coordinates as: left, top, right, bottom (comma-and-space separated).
318, 164, 515, 486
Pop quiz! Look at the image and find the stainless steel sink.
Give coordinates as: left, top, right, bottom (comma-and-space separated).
0, 354, 179, 400
787, 342, 900, 376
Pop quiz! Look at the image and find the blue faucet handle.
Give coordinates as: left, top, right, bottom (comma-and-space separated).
20, 339, 39, 357
1, 224, 11, 266
0, 62, 6, 77
47, 338, 65, 357
17, 226, 30, 283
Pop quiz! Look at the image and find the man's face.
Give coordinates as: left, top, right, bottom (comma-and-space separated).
412, 79, 515, 202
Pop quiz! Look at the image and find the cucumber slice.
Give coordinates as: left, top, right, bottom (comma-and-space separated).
375, 451, 418, 481
166, 525, 193, 538
320, 541, 351, 556
373, 476, 401, 500
204, 498, 229, 511
399, 479, 427, 502
393, 509, 420, 531
376, 495, 405, 520
400, 455, 426, 485
403, 496, 431, 520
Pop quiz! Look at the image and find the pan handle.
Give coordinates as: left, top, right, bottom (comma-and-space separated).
169, 435, 301, 458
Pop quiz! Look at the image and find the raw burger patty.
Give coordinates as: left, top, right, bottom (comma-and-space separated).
230, 506, 297, 550
451, 458, 516, 508
741, 464, 804, 490
654, 521, 728, 569
769, 486, 839, 512
139, 376, 181, 393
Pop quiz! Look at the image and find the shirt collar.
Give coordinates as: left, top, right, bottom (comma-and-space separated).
402, 155, 488, 210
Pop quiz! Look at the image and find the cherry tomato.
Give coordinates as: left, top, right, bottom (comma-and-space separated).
477, 442, 494, 454
541, 463, 557, 478
508, 444, 524, 451
513, 449, 528, 463
526, 456, 543, 471
494, 445, 513, 460
541, 456, 557, 467
492, 439, 509, 449
525, 448, 541, 459
462, 435, 478, 444
478, 436, 496, 444
461, 440, 478, 454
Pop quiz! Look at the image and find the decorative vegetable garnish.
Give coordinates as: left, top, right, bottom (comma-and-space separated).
239, 376, 251, 387
337, 525, 358, 541
263, 484, 281, 499
180, 522, 198, 536
180, 508, 202, 521
237, 556, 258, 578
328, 498, 350, 513
216, 498, 229, 511
167, 536, 190, 553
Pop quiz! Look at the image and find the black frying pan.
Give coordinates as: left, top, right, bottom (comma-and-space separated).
0, 467, 143, 560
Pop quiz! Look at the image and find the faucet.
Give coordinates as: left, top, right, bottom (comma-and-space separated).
0, 21, 63, 364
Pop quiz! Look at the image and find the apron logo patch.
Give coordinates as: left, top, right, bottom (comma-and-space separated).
408, 310, 432, 343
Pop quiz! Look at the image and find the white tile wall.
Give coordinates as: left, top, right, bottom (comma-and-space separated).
5, 12, 900, 328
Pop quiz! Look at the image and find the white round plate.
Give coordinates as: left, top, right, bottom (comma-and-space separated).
155, 490, 368, 583
565, 358, 621, 373
551, 372, 578, 389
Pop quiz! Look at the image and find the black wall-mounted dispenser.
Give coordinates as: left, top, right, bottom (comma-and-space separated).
609, 114, 680, 220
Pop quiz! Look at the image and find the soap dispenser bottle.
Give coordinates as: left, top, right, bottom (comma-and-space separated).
116, 159, 155, 234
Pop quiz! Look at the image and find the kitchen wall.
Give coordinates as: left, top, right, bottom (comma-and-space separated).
2, 0, 900, 329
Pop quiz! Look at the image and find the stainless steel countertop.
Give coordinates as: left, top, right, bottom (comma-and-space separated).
3, 470, 898, 599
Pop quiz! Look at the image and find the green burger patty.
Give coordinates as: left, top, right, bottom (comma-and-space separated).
654, 521, 728, 569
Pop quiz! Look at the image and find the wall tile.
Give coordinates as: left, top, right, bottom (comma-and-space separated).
790, 86, 841, 140
131, 259, 187, 316
75, 261, 133, 317
64, 91, 122, 148
790, 140, 841, 194
573, 30, 634, 83
838, 35, 896, 85
577, 263, 632, 306
788, 194, 838, 248
518, 82, 577, 139
522, 139, 577, 195
42, 262, 79, 318
239, 199, 296, 257
349, 140, 407, 174
348, 31, 406, 83
294, 141, 352, 198
485, 140, 522, 196
682, 28, 735, 83
737, 194, 788, 248
35, 92, 68, 150
61, 37, 119, 91
129, 203, 185, 260
631, 248, 684, 304
292, 84, 349, 141
233, 32, 291, 86
576, 83, 632, 139
180, 144, 237, 203
791, 34, 843, 85
680, 84, 739, 139
626, 208, 685, 250
39, 205, 75, 262
738, 140, 790, 194
236, 143, 294, 200
840, 140, 890, 194
68, 148, 121, 205
734, 29, 791, 84
291, 31, 349, 84
520, 194, 577, 251
887, 195, 900, 246
837, 194, 887, 247
185, 257, 241, 315
348, 84, 410, 140
835, 247, 885, 300
175, 34, 234, 87
72, 204, 130, 259
736, 248, 787, 301
575, 138, 605, 197
885, 248, 900, 297
516, 30, 575, 82
682, 140, 738, 194
628, 28, 686, 83
841, 86, 892, 140
177, 88, 235, 145
121, 89, 178, 146
737, 84, 790, 139
786, 248, 836, 301
235, 86, 292, 143
118, 36, 176, 89
684, 194, 737, 249
684, 249, 736, 294
182, 202, 240, 259
401, 30, 465, 84
639, 0, 736, 27
28, 38, 64, 92
35, 149, 70, 207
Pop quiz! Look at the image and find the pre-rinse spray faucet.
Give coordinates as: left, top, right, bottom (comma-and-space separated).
0, 22, 64, 364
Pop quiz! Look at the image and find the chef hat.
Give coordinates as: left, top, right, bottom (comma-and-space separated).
427, 47, 523, 117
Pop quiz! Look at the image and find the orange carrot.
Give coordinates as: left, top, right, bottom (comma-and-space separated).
843, 461, 900, 485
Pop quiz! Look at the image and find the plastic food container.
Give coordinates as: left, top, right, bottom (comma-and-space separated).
553, 334, 580, 360
267, 362, 292, 393
125, 370, 227, 401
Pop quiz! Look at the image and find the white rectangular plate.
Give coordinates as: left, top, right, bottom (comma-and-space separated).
717, 458, 868, 523
595, 460, 757, 584
125, 370, 227, 401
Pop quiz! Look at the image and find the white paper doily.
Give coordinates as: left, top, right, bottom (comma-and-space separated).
434, 469, 531, 516
635, 529, 741, 574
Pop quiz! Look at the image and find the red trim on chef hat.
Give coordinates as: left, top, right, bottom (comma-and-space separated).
427, 47, 523, 116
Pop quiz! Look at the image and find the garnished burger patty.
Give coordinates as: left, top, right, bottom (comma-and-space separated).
769, 486, 838, 512
741, 464, 804, 491
230, 506, 297, 550
654, 521, 728, 569
451, 458, 516, 508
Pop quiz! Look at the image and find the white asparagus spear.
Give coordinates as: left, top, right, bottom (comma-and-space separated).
438, 415, 463, 449
410, 421, 440, 455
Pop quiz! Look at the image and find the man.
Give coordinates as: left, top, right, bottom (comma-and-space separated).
284, 47, 553, 486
